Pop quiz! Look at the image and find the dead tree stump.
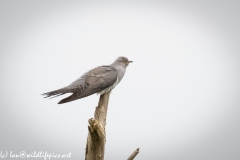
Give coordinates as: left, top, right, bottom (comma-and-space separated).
85, 92, 110, 160
85, 92, 139, 160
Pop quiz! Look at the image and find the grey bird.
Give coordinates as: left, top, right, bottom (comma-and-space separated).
42, 56, 132, 104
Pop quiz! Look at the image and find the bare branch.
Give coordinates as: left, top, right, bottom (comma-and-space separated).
127, 148, 140, 160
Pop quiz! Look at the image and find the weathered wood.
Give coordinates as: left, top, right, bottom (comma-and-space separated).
85, 92, 110, 160
127, 148, 140, 160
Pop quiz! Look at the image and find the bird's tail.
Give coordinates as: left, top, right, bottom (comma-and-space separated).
42, 88, 68, 99
57, 93, 78, 104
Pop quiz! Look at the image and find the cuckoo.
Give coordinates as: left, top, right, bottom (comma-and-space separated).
42, 56, 132, 104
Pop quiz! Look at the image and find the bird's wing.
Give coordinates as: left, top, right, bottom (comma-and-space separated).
85, 65, 118, 90
45, 66, 118, 104
67, 65, 118, 91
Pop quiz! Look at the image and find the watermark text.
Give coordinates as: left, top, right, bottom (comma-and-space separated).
0, 151, 71, 160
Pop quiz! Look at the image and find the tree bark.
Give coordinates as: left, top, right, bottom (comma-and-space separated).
85, 92, 110, 160
127, 148, 140, 160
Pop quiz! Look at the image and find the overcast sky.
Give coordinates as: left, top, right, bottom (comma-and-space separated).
1, 0, 240, 160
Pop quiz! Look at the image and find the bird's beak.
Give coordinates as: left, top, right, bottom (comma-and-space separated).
129, 60, 133, 63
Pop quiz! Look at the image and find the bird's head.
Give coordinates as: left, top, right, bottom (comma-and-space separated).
116, 56, 133, 67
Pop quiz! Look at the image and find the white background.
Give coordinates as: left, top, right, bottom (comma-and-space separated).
1, 0, 240, 159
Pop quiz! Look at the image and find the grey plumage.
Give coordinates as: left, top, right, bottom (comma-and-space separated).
42, 56, 132, 104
